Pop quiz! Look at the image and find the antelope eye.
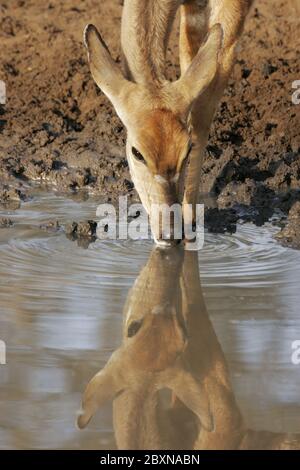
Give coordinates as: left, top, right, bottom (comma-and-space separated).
132, 146, 146, 164
127, 320, 143, 338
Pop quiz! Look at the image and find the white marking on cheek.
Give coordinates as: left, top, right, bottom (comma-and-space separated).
171, 173, 180, 183
151, 302, 172, 315
154, 175, 168, 184
125, 307, 132, 324
151, 305, 164, 315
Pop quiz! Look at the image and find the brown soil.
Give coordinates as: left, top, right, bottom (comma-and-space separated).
0, 0, 299, 245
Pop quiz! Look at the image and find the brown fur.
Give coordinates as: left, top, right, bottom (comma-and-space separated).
84, 1, 253, 240
135, 109, 190, 177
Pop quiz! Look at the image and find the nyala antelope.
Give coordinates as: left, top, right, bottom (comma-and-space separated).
84, 0, 254, 246
77, 247, 300, 450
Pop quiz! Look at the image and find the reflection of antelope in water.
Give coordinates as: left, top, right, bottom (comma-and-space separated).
77, 248, 300, 450
84, 1, 254, 245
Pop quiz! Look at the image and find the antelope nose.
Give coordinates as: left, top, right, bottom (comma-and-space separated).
151, 208, 184, 246
153, 226, 183, 247
154, 237, 182, 248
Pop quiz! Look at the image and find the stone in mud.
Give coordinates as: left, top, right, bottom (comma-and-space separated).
0, 0, 299, 245
262, 62, 278, 78
0, 185, 26, 209
64, 221, 78, 236
0, 217, 13, 228
277, 190, 300, 215
68, 169, 93, 190
275, 202, 300, 249
218, 179, 257, 209
77, 220, 97, 237
39, 220, 61, 232
265, 152, 300, 191
64, 220, 97, 248
64, 220, 97, 238
205, 207, 238, 234
217, 180, 276, 226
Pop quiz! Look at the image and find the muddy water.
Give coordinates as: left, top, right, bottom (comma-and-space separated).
0, 191, 300, 449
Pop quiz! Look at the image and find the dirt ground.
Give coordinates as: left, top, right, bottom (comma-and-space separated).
0, 0, 299, 245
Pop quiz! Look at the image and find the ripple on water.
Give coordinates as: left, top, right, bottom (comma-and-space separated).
0, 217, 296, 289
200, 223, 294, 285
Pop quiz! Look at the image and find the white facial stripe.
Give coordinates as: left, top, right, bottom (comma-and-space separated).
151, 305, 165, 315
83, 24, 90, 49
171, 173, 180, 183
154, 174, 168, 184
125, 307, 132, 324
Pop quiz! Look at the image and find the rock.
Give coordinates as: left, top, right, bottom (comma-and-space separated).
275, 202, 300, 249
218, 179, 257, 208
205, 207, 238, 234
0, 0, 299, 247
262, 62, 278, 77
124, 179, 134, 191
0, 185, 26, 209
266, 153, 300, 191
64, 221, 78, 236
64, 220, 97, 248
0, 217, 13, 228
77, 220, 97, 237
241, 67, 252, 79
64, 220, 97, 239
217, 180, 276, 226
39, 220, 61, 232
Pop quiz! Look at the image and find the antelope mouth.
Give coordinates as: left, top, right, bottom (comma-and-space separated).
153, 236, 182, 248
152, 221, 184, 247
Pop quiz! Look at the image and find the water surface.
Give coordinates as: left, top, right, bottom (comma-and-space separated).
0, 191, 300, 449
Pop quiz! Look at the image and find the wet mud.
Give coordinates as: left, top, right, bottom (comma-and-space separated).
0, 0, 299, 246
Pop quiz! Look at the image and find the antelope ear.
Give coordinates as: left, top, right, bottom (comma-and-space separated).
165, 368, 213, 432
173, 23, 223, 111
83, 24, 134, 108
77, 350, 124, 430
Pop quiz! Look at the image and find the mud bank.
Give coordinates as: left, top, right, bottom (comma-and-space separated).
0, 0, 299, 247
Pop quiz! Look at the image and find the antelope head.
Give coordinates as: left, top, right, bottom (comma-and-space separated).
78, 245, 300, 449
77, 247, 214, 448
83, 2, 222, 245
